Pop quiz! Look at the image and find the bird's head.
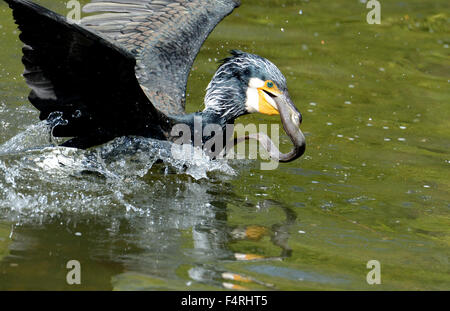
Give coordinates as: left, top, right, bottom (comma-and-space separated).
203, 50, 305, 162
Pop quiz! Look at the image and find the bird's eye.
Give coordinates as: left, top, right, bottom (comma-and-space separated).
266, 81, 274, 88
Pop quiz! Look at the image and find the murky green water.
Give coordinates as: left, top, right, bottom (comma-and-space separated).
0, 0, 449, 290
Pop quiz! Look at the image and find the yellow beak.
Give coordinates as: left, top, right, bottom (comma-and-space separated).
257, 85, 282, 115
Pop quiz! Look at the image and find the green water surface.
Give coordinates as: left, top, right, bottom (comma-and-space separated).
0, 0, 449, 290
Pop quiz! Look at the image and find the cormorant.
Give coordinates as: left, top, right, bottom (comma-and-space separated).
3, 0, 305, 162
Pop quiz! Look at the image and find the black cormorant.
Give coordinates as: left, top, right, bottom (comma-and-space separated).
3, 0, 305, 162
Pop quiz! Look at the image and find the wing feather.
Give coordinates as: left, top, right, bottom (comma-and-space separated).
81, 0, 241, 115
5, 0, 163, 148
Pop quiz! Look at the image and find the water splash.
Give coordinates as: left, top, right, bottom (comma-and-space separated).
0, 123, 236, 221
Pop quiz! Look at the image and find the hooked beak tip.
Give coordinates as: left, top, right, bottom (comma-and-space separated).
272, 94, 306, 162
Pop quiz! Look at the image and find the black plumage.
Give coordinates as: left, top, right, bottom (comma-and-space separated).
4, 0, 241, 149
4, 0, 306, 162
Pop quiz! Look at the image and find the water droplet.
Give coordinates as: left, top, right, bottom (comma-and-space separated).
72, 110, 82, 118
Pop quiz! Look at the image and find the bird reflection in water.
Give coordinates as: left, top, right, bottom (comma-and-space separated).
0, 178, 297, 290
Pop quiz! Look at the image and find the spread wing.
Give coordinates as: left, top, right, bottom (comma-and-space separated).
81, 0, 241, 115
5, 0, 163, 148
